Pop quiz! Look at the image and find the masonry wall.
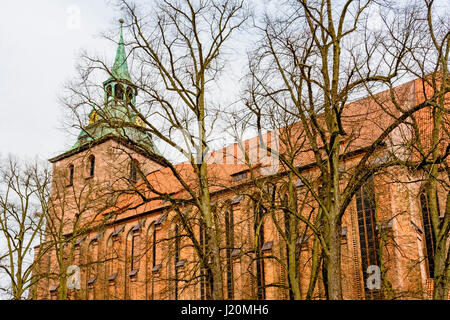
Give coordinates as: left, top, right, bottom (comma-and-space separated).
34, 156, 444, 300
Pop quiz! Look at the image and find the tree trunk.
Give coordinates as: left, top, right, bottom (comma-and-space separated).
306, 236, 321, 299
199, 163, 224, 300
325, 217, 342, 300
287, 242, 301, 299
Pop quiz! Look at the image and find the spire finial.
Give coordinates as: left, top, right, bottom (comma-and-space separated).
106, 18, 132, 82
118, 19, 125, 44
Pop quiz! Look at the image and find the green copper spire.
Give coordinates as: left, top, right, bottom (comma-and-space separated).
109, 19, 132, 82
60, 18, 159, 157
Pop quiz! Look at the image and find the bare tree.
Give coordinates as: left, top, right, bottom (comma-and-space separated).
61, 0, 249, 300
243, 0, 448, 299
0, 156, 51, 300
384, 0, 449, 300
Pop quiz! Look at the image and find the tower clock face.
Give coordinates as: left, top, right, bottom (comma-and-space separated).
135, 116, 145, 127
89, 110, 98, 124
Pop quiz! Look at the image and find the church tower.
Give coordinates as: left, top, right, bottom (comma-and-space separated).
33, 20, 162, 300
70, 19, 157, 153
48, 19, 159, 234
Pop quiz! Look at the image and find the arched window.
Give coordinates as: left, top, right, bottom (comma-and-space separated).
146, 224, 156, 300
126, 86, 133, 104
68, 164, 74, 186
86, 240, 98, 299
225, 208, 234, 299
355, 176, 381, 299
199, 221, 213, 300
125, 226, 141, 299
105, 235, 115, 300
106, 84, 112, 100
106, 236, 114, 276
174, 225, 180, 300
254, 202, 266, 300
89, 155, 95, 177
107, 226, 123, 299
115, 84, 123, 100
282, 193, 295, 300
126, 229, 140, 275
420, 190, 438, 278
130, 160, 139, 184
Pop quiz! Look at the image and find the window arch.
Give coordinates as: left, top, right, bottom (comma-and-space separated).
199, 220, 213, 300
115, 84, 124, 100
254, 202, 266, 300
68, 164, 74, 186
125, 226, 140, 299
355, 176, 380, 299
105, 235, 115, 300
419, 190, 439, 279
281, 193, 295, 300
126, 86, 134, 104
107, 226, 123, 299
106, 235, 115, 275
88, 155, 95, 177
225, 207, 234, 299
146, 223, 156, 300
130, 159, 139, 184
174, 224, 180, 300
126, 229, 138, 271
86, 240, 98, 299
106, 84, 113, 100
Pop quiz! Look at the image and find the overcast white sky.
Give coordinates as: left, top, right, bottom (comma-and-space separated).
1, 0, 448, 164
0, 0, 120, 162
0, 0, 267, 164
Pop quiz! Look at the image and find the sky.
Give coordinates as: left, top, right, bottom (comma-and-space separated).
0, 0, 448, 164
0, 0, 120, 162
0, 0, 448, 300
0, 0, 267, 165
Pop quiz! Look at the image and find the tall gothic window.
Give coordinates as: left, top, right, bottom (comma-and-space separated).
68, 164, 74, 186
130, 160, 138, 184
420, 191, 438, 278
86, 240, 98, 299
146, 224, 157, 300
125, 229, 139, 299
105, 235, 115, 300
130, 232, 139, 271
254, 203, 266, 300
225, 208, 234, 299
174, 225, 180, 300
199, 221, 213, 300
356, 176, 381, 299
282, 194, 295, 300
106, 235, 115, 277
89, 155, 95, 177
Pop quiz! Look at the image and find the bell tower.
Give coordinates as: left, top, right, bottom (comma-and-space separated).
70, 19, 157, 152
48, 19, 161, 223
103, 19, 136, 106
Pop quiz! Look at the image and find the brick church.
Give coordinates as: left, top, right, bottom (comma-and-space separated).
31, 22, 448, 300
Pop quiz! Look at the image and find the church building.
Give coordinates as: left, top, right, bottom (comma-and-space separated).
31, 21, 449, 300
